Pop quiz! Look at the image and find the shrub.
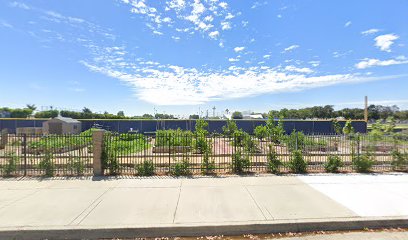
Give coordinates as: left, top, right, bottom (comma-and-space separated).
67, 156, 85, 175
254, 125, 268, 140
201, 140, 215, 175
332, 119, 342, 135
352, 153, 374, 173
135, 160, 155, 176
343, 120, 355, 135
222, 119, 238, 137
39, 153, 54, 177
102, 149, 120, 175
155, 129, 193, 147
2, 153, 19, 176
231, 151, 251, 173
195, 119, 208, 135
288, 150, 307, 173
170, 157, 191, 176
324, 155, 343, 173
266, 145, 281, 173
391, 149, 407, 171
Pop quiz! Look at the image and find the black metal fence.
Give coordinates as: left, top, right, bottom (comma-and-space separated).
1, 132, 407, 177
0, 134, 93, 177
102, 132, 408, 176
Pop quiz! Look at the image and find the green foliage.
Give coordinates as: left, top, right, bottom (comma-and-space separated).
34, 110, 59, 118
155, 129, 193, 147
135, 160, 155, 176
195, 119, 209, 135
201, 139, 215, 175
266, 145, 281, 173
352, 153, 374, 173
222, 119, 238, 137
231, 151, 251, 173
2, 153, 19, 176
324, 155, 343, 173
104, 151, 120, 175
265, 113, 285, 143
343, 120, 355, 135
332, 119, 342, 134
170, 157, 191, 176
391, 149, 408, 171
254, 125, 268, 140
39, 153, 54, 177
283, 130, 327, 151
232, 130, 259, 153
288, 150, 307, 173
67, 156, 85, 175
231, 111, 243, 119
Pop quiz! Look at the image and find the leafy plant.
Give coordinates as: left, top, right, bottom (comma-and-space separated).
170, 157, 191, 176
254, 125, 268, 140
155, 129, 193, 147
343, 120, 355, 135
67, 156, 85, 175
195, 119, 209, 135
135, 160, 155, 176
332, 119, 342, 135
288, 150, 307, 173
201, 139, 215, 175
266, 145, 281, 173
324, 155, 343, 173
391, 149, 407, 171
39, 153, 54, 177
2, 153, 19, 176
222, 119, 238, 137
231, 151, 251, 173
352, 153, 374, 173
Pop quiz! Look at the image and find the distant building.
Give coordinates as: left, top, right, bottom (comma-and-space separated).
243, 114, 264, 119
42, 116, 82, 134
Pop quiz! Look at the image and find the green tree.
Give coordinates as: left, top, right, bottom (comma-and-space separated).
231, 111, 243, 119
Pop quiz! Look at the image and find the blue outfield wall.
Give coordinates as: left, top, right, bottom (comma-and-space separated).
0, 119, 367, 135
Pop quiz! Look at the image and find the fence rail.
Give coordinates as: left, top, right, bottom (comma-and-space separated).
1, 132, 407, 177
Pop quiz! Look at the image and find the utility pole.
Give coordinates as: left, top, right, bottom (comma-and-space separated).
364, 96, 368, 122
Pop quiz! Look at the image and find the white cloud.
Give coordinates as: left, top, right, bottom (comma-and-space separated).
153, 30, 163, 35
228, 58, 239, 62
234, 46, 245, 53
355, 56, 408, 69
221, 21, 231, 30
309, 61, 320, 67
0, 20, 13, 28
361, 28, 379, 35
9, 1, 30, 10
344, 21, 352, 27
263, 55, 271, 59
374, 34, 399, 52
208, 30, 219, 39
284, 65, 314, 74
283, 45, 299, 53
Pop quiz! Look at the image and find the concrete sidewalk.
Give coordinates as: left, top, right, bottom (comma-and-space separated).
0, 173, 408, 239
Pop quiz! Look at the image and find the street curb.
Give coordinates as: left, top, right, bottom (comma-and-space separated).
1, 218, 408, 240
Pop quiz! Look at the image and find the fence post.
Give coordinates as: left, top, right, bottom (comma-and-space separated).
23, 134, 27, 176
0, 129, 8, 149
92, 129, 105, 176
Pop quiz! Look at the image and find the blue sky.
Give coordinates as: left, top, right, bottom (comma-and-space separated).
1, 0, 407, 117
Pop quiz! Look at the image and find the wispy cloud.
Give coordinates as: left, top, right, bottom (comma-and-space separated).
355, 56, 408, 69
9, 1, 30, 10
284, 65, 314, 74
374, 34, 399, 52
344, 21, 352, 27
283, 45, 299, 53
361, 28, 379, 35
0, 20, 13, 28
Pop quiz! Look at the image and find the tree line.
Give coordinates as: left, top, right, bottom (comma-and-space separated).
1, 104, 408, 121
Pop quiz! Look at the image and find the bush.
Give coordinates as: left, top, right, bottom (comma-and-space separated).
2, 153, 19, 176
352, 153, 374, 173
170, 157, 191, 176
266, 145, 281, 173
135, 160, 155, 176
67, 156, 85, 175
324, 155, 343, 173
288, 150, 307, 173
155, 129, 193, 147
231, 151, 251, 173
391, 149, 407, 171
201, 140, 215, 175
343, 120, 355, 135
254, 125, 268, 140
222, 119, 238, 137
39, 153, 54, 177
102, 150, 120, 175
